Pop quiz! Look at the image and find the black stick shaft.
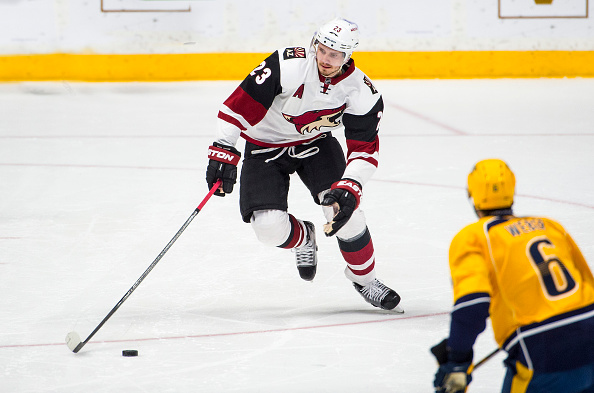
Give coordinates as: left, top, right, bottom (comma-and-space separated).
73, 180, 221, 353
474, 347, 501, 370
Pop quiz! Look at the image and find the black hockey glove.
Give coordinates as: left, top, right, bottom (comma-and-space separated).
206, 142, 241, 197
321, 178, 362, 237
431, 339, 473, 393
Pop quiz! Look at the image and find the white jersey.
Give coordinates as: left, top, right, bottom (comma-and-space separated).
215, 46, 384, 185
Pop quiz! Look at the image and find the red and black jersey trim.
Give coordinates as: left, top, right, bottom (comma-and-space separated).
343, 98, 383, 168
345, 137, 379, 167
317, 58, 356, 84
220, 51, 282, 127
343, 97, 383, 143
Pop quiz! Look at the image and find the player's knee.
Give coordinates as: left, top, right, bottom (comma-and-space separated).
251, 209, 291, 246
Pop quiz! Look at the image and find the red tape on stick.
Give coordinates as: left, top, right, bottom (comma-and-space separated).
198, 179, 222, 211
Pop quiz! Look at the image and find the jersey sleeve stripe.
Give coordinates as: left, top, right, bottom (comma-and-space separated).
346, 136, 379, 154
345, 137, 379, 168
452, 295, 491, 312
223, 86, 268, 127
346, 151, 379, 167
217, 110, 247, 131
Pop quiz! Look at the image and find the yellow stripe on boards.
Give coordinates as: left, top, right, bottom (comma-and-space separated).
0, 53, 265, 82
356, 51, 594, 78
1, 51, 593, 81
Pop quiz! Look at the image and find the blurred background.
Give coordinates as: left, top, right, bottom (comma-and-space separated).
1, 0, 593, 80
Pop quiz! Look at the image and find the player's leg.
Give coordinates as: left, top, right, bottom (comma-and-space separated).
239, 143, 290, 224
250, 209, 317, 281
298, 136, 402, 311
239, 142, 316, 280
320, 197, 401, 310
322, 205, 375, 284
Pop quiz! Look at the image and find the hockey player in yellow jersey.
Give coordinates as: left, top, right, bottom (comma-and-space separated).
432, 159, 594, 393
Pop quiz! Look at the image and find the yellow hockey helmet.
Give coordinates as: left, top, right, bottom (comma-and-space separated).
467, 159, 515, 210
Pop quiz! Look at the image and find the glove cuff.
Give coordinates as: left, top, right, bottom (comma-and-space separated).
208, 143, 241, 165
331, 178, 362, 209
449, 349, 473, 364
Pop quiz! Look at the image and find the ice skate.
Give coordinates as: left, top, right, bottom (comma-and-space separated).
293, 221, 318, 281
354, 279, 404, 312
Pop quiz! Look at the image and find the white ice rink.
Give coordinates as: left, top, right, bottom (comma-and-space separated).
1, 78, 593, 392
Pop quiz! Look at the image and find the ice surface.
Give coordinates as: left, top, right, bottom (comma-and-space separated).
1, 79, 593, 392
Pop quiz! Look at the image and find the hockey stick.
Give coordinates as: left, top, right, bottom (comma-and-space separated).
66, 180, 222, 353
432, 340, 501, 373
473, 347, 501, 371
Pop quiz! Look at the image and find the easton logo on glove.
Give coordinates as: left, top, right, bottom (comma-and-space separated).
208, 146, 241, 165
333, 179, 362, 208
206, 143, 241, 197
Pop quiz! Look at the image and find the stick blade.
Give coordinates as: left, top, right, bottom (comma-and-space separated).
65, 331, 82, 352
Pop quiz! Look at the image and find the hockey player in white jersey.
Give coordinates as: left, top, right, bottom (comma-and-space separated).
206, 18, 402, 311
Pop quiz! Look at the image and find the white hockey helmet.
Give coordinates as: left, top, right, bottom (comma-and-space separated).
313, 18, 360, 64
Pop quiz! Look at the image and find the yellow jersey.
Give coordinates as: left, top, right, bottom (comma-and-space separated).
449, 216, 594, 355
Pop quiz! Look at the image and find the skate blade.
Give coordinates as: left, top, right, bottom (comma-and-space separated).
392, 305, 405, 314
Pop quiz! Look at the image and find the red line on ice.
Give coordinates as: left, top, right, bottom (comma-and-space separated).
0, 163, 195, 171
375, 179, 594, 210
0, 311, 449, 349
387, 102, 468, 135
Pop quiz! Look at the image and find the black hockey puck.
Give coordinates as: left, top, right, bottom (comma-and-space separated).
122, 350, 138, 357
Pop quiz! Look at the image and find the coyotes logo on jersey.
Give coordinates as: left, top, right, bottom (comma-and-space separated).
363, 76, 378, 94
282, 104, 347, 135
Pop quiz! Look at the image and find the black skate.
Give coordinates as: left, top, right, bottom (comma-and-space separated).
353, 279, 403, 312
293, 221, 317, 281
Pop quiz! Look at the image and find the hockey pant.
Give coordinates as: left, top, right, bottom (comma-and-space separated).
501, 361, 594, 393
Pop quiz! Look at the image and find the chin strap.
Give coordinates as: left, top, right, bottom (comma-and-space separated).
479, 208, 514, 217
